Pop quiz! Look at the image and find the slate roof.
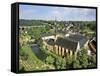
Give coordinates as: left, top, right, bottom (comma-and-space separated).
67, 34, 88, 48
45, 34, 88, 51
56, 37, 78, 51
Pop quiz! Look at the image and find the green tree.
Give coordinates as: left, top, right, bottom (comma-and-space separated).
19, 46, 29, 60
73, 59, 81, 69
54, 57, 66, 69
78, 48, 88, 68
45, 55, 54, 64
60, 58, 66, 69
66, 56, 73, 69
88, 55, 96, 68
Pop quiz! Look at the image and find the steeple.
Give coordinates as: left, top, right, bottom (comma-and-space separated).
54, 17, 57, 41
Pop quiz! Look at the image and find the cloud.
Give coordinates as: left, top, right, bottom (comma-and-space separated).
61, 8, 96, 21
19, 5, 36, 19
19, 5, 96, 21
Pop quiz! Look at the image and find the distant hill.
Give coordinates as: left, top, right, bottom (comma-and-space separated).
19, 19, 96, 32
19, 19, 46, 26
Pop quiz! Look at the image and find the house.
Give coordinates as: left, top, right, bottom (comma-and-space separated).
88, 37, 96, 55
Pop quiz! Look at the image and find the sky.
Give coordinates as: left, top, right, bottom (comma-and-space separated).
19, 4, 96, 21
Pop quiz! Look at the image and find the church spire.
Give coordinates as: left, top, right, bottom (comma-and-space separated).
54, 17, 57, 41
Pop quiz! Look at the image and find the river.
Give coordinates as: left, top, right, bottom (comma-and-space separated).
29, 43, 47, 61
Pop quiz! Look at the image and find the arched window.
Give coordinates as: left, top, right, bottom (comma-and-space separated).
64, 49, 66, 56
68, 50, 70, 55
